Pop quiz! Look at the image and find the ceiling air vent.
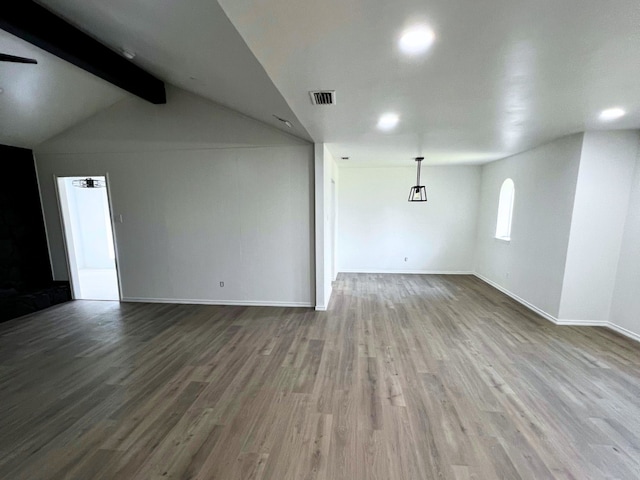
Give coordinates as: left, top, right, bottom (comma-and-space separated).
309, 90, 336, 105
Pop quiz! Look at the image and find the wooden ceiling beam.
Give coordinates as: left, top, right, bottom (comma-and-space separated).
0, 2, 166, 104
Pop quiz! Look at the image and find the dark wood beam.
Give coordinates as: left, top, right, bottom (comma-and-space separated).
0, 2, 166, 104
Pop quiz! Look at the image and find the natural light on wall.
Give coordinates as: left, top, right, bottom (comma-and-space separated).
496, 178, 515, 240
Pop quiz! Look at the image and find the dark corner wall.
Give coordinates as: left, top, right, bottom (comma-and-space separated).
0, 144, 69, 322
0, 145, 51, 289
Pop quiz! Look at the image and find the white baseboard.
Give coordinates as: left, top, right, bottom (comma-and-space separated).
339, 269, 474, 275
473, 274, 639, 343
315, 305, 327, 311
555, 319, 608, 326
121, 297, 313, 308
607, 322, 640, 343
473, 273, 559, 324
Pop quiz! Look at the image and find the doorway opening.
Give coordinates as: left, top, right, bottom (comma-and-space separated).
57, 176, 120, 300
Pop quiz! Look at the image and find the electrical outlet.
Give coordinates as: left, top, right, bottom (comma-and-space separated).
219, 281, 224, 287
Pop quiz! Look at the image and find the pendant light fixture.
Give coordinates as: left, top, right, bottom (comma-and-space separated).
408, 157, 427, 202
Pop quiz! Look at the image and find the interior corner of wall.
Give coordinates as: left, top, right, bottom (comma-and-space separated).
325, 283, 333, 305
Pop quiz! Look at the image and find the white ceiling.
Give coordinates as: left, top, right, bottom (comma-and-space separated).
0, 29, 127, 148
217, 0, 640, 166
36, 0, 313, 142
4, 0, 640, 164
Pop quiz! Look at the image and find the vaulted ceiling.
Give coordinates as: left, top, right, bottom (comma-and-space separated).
0, 0, 312, 149
0, 29, 126, 148
2, 0, 640, 165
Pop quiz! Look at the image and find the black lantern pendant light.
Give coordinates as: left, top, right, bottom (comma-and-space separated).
408, 157, 427, 202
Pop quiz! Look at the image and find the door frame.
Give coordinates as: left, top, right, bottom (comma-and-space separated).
53, 173, 123, 301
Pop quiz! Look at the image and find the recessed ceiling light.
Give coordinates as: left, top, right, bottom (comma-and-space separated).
399, 25, 435, 56
599, 107, 626, 121
377, 113, 399, 131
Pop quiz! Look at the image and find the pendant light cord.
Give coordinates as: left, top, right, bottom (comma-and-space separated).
416, 159, 422, 185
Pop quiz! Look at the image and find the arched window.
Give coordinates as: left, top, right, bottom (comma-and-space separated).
495, 178, 515, 240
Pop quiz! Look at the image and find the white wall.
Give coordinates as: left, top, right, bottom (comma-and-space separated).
559, 131, 639, 322
338, 165, 481, 273
475, 134, 583, 318
313, 144, 339, 310
324, 147, 338, 302
610, 151, 640, 339
35, 87, 315, 307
